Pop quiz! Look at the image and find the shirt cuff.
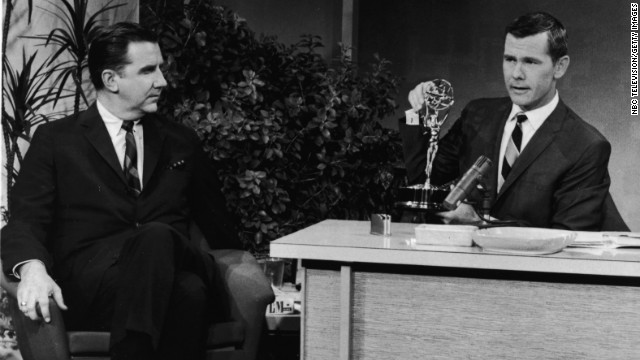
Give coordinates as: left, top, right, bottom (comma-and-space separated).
12, 260, 45, 279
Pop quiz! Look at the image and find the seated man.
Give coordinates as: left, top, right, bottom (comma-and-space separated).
1, 22, 239, 360
401, 11, 628, 231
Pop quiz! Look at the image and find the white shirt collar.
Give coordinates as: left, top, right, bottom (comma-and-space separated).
96, 100, 141, 137
507, 90, 560, 129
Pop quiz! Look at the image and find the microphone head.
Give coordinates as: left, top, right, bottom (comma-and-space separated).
473, 155, 491, 170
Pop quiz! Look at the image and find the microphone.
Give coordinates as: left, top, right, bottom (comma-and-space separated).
443, 156, 492, 210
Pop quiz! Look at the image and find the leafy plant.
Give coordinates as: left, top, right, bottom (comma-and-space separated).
142, 1, 405, 253
2, 51, 70, 206
22, 0, 125, 113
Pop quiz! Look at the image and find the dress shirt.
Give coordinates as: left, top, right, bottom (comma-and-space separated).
497, 91, 559, 190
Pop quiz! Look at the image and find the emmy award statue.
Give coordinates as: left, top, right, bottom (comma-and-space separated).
396, 79, 455, 211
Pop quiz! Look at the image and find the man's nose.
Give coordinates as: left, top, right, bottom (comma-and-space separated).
511, 62, 525, 79
154, 70, 168, 88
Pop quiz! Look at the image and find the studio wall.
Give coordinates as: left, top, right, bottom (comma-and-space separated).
218, 0, 343, 61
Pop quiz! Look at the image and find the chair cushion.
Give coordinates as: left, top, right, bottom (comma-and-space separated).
66, 321, 245, 355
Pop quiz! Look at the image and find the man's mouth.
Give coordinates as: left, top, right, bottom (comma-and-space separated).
510, 86, 529, 94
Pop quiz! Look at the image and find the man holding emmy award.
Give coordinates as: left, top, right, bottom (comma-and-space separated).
401, 11, 628, 231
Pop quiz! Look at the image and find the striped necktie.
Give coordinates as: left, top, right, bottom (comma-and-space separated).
500, 113, 527, 188
121, 120, 141, 196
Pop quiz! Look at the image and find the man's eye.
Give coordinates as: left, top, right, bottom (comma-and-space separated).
141, 67, 157, 74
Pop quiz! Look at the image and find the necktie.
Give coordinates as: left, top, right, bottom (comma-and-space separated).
500, 113, 527, 187
122, 121, 141, 196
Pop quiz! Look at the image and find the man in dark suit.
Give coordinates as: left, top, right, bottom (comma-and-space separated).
401, 12, 628, 231
1, 22, 238, 359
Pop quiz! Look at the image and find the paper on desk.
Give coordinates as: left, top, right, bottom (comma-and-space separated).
569, 232, 640, 248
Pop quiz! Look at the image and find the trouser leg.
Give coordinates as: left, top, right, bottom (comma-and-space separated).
157, 271, 209, 360
109, 223, 177, 348
100, 222, 215, 358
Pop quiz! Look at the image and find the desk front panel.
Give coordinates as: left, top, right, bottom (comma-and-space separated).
304, 268, 342, 360
303, 262, 640, 360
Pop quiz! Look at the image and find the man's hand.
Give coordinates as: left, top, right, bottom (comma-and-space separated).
408, 81, 436, 111
436, 203, 481, 224
17, 261, 67, 323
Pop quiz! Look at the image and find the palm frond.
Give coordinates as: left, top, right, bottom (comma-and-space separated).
2, 48, 73, 195
2, 51, 67, 135
27, 0, 34, 22
19, 0, 126, 112
85, 1, 125, 33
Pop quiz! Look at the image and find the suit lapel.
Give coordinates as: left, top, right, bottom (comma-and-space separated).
486, 99, 512, 197
141, 114, 166, 188
81, 104, 128, 184
496, 100, 566, 199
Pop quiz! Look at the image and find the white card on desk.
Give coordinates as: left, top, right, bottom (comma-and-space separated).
405, 109, 419, 125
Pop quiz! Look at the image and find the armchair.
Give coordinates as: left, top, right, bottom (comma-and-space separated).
0, 224, 275, 360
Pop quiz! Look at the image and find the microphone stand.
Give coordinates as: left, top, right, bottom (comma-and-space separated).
471, 182, 519, 229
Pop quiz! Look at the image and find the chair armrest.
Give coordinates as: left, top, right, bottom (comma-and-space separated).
1, 271, 18, 297
210, 249, 275, 318
209, 249, 275, 358
1, 272, 70, 360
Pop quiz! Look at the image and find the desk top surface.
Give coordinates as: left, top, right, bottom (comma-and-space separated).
270, 220, 640, 277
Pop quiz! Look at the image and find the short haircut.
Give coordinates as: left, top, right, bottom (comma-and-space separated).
88, 22, 159, 90
505, 12, 568, 63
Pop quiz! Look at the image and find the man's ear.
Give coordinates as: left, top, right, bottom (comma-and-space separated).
553, 55, 570, 80
101, 69, 119, 92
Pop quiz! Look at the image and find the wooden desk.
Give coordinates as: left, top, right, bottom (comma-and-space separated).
270, 220, 640, 360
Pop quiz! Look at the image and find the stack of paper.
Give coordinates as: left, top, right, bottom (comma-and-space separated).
570, 232, 640, 248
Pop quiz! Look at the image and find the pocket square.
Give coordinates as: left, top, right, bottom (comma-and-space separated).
166, 159, 186, 170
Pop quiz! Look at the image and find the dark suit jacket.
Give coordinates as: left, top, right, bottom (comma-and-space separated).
1, 104, 239, 315
400, 97, 628, 231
